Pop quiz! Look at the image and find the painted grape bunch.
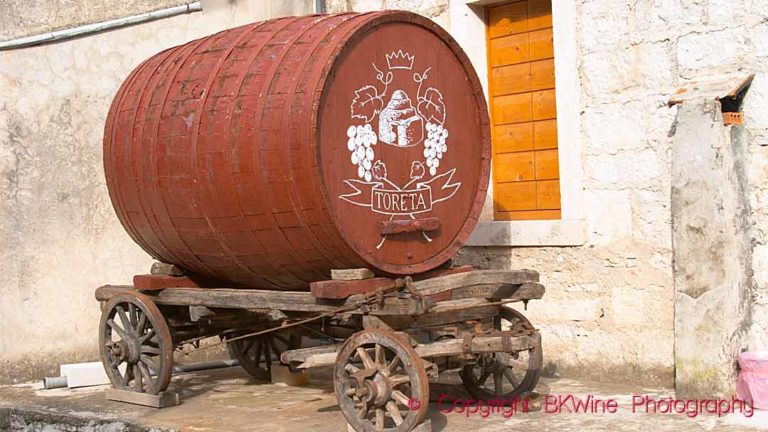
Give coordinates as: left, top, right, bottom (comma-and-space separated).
424, 121, 449, 176
347, 124, 378, 182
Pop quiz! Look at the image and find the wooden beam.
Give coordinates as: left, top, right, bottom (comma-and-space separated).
331, 268, 375, 280
288, 332, 541, 369
377, 217, 440, 235
95, 285, 341, 313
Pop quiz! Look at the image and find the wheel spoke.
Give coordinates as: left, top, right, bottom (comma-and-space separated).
263, 341, 272, 369
136, 312, 147, 334
374, 344, 384, 367
134, 362, 143, 392
375, 408, 384, 431
386, 401, 404, 425
391, 390, 410, 406
139, 362, 155, 392
504, 368, 519, 387
269, 337, 281, 357
254, 341, 263, 367
140, 354, 159, 374
388, 374, 410, 388
356, 347, 375, 369
477, 368, 492, 385
122, 364, 133, 386
128, 303, 138, 328
384, 356, 400, 376
494, 370, 503, 394
241, 338, 255, 354
107, 319, 128, 340
345, 363, 360, 374
138, 328, 155, 344
116, 306, 132, 333
141, 345, 160, 355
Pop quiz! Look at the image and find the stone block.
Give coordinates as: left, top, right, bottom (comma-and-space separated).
677, 27, 749, 76
584, 189, 632, 245
744, 74, 768, 129
583, 103, 645, 155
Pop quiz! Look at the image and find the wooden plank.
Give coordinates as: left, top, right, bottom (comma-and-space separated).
494, 122, 533, 153
400, 269, 539, 297
331, 268, 375, 280
133, 274, 201, 290
537, 179, 561, 209
98, 270, 540, 314
489, 32, 530, 67
312, 265, 474, 300
488, 1, 528, 39
526, 0, 552, 30
495, 181, 537, 212
533, 119, 558, 150
95, 285, 340, 313
311, 277, 393, 300
529, 28, 554, 61
378, 217, 440, 235
494, 152, 535, 182
417, 332, 541, 358
530, 58, 555, 91
534, 149, 559, 180
492, 92, 532, 124
451, 282, 545, 300
291, 332, 541, 369
531, 89, 557, 120
105, 388, 180, 408
495, 209, 561, 220
491, 62, 531, 96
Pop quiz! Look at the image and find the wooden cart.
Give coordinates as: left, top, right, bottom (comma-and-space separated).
95, 266, 544, 432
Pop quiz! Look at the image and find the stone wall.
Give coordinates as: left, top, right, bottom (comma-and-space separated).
452, 0, 768, 388
0, 0, 313, 384
1, 0, 767, 390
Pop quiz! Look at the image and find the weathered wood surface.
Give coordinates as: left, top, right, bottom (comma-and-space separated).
95, 285, 341, 313
105, 388, 180, 408
310, 265, 475, 299
150, 262, 185, 276
378, 217, 440, 235
331, 268, 375, 280
286, 331, 541, 369
133, 274, 201, 291
97, 270, 543, 314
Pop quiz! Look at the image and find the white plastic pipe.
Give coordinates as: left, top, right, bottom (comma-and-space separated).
0, 2, 202, 50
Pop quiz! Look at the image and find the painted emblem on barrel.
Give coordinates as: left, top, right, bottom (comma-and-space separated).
339, 50, 461, 249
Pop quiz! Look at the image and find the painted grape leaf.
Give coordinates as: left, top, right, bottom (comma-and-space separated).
416, 87, 446, 125
351, 85, 383, 122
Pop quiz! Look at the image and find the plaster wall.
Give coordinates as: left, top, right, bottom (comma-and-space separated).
0, 0, 313, 384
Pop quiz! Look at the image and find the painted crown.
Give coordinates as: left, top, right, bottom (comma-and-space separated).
386, 50, 414, 70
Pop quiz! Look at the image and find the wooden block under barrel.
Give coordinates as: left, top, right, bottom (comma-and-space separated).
105, 388, 180, 408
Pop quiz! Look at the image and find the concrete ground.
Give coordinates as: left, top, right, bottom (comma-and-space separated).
1, 366, 768, 432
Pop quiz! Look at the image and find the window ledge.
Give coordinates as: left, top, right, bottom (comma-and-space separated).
466, 219, 586, 247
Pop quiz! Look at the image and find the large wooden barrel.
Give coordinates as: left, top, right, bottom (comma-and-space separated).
104, 11, 490, 290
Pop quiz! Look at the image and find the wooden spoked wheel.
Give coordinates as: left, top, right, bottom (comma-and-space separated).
335, 329, 429, 432
228, 332, 300, 381
99, 293, 174, 395
460, 307, 542, 401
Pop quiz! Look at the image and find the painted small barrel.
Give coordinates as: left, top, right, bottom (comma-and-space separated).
104, 11, 490, 290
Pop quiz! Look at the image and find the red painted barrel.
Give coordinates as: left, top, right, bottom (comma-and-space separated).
104, 11, 490, 290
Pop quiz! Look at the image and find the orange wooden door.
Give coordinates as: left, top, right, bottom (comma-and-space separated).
487, 0, 560, 221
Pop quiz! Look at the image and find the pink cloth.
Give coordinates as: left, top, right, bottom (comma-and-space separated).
737, 351, 768, 409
